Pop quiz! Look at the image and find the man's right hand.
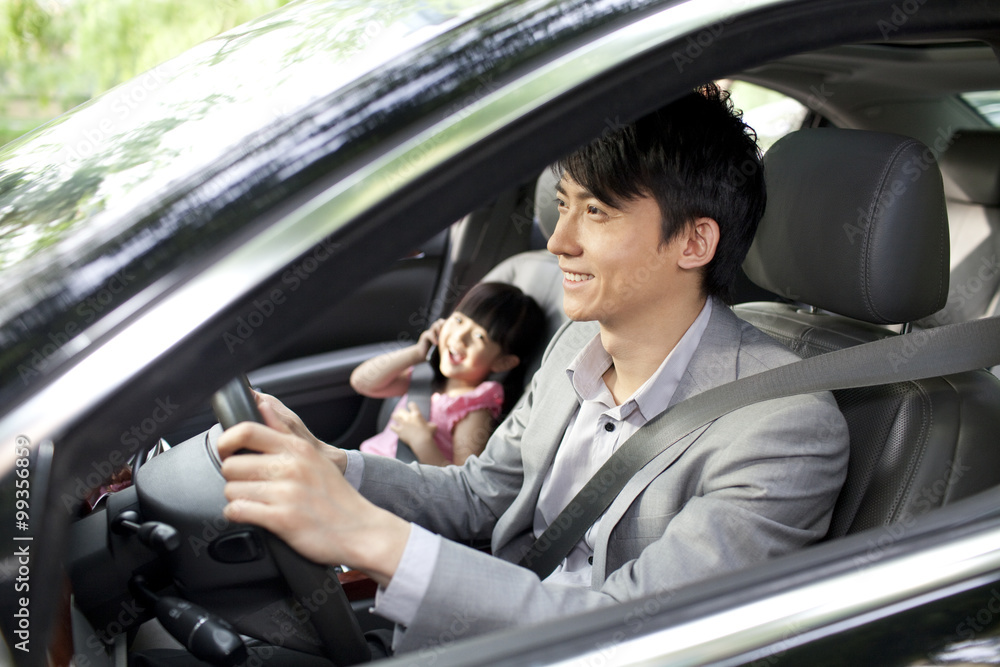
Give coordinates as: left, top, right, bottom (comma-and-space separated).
218, 409, 409, 586
253, 391, 348, 474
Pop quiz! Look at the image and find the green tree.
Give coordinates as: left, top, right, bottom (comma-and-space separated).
0, 0, 292, 146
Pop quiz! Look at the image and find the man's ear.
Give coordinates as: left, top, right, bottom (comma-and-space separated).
677, 217, 720, 270
491, 354, 521, 373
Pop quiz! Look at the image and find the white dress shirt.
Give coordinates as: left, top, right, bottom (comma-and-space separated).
344, 297, 713, 626
535, 296, 711, 585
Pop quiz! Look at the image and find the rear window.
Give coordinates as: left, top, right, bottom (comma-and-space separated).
722, 80, 811, 152
962, 91, 1000, 126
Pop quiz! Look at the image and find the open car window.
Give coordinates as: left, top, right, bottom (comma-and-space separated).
962, 90, 1000, 126
723, 80, 813, 151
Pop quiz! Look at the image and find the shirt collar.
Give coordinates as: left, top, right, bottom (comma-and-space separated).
565, 297, 714, 422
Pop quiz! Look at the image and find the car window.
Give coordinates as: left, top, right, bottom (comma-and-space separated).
722, 80, 812, 152
962, 90, 1000, 126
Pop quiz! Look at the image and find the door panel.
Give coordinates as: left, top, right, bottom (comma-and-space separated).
249, 342, 389, 447
732, 575, 1000, 666
270, 228, 449, 361
254, 229, 449, 446
163, 230, 448, 445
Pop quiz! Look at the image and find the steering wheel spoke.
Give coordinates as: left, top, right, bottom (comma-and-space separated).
212, 376, 371, 666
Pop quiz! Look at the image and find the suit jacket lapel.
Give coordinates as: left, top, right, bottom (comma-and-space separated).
591, 302, 744, 585
667, 301, 741, 408
518, 374, 578, 480
519, 320, 598, 478
492, 321, 596, 554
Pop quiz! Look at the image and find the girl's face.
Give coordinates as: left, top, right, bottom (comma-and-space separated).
437, 311, 517, 387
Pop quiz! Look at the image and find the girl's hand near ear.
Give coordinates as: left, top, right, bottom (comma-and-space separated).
417, 318, 445, 358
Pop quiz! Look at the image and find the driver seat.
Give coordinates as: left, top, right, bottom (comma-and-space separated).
736, 128, 1000, 538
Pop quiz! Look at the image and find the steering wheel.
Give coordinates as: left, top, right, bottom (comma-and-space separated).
212, 376, 372, 666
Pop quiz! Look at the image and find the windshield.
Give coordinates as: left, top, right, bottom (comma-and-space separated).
0, 0, 497, 275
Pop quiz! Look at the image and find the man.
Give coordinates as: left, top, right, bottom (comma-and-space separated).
218, 83, 849, 654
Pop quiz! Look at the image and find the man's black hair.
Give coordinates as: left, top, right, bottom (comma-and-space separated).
556, 83, 766, 304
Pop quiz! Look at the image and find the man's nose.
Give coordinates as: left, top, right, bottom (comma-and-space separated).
547, 213, 578, 256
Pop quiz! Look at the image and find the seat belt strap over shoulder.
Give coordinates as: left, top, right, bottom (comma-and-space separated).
519, 316, 1000, 580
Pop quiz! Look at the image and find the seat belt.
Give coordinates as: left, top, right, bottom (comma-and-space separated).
394, 362, 435, 464
519, 316, 1000, 579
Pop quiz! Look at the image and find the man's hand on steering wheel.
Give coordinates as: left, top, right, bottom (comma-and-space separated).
211, 377, 376, 665
216, 399, 410, 589
251, 391, 349, 474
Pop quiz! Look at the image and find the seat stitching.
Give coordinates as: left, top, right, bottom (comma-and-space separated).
861, 140, 922, 323
887, 381, 933, 524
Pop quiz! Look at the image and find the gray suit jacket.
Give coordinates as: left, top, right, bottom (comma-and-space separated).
359, 300, 849, 652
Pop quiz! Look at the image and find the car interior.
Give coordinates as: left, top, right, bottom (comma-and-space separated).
232, 41, 1000, 457
737, 127, 1000, 536
53, 30, 1000, 667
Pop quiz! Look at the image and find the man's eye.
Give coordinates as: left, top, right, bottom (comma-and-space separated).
587, 205, 602, 215
555, 197, 567, 209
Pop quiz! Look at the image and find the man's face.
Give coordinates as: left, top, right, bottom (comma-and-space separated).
547, 174, 683, 327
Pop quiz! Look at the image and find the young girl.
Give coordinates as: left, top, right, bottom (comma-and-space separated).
350, 282, 544, 466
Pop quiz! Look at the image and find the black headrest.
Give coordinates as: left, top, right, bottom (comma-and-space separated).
940, 129, 1000, 206
534, 167, 560, 239
743, 129, 949, 325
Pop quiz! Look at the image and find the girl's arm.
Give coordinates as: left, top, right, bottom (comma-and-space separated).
349, 320, 442, 398
450, 409, 495, 466
389, 403, 450, 466
390, 404, 493, 466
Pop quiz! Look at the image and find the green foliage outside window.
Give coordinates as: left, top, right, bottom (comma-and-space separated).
0, 0, 292, 147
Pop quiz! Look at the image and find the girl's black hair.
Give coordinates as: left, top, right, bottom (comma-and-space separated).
430, 282, 545, 414
454, 282, 545, 362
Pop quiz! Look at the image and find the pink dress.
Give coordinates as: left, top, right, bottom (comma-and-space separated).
359, 380, 504, 462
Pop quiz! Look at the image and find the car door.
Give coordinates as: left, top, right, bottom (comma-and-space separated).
224, 181, 538, 451
164, 228, 450, 446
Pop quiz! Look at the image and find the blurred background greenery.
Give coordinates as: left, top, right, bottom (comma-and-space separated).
0, 0, 292, 147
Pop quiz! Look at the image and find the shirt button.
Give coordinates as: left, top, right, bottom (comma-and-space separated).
604, 422, 615, 432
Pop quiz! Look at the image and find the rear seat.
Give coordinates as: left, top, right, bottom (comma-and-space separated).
917, 129, 1000, 329
482, 168, 567, 383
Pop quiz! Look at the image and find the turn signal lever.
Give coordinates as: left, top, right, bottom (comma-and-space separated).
115, 514, 248, 666
131, 576, 248, 667
112, 510, 180, 555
